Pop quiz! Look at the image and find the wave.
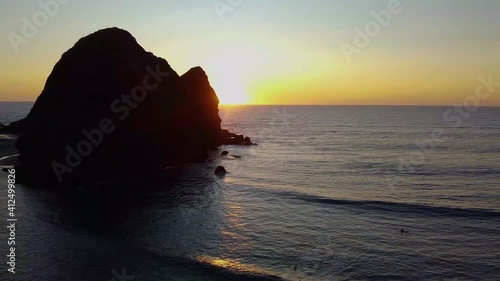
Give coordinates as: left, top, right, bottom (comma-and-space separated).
0, 154, 20, 168
474, 147, 500, 153
0, 134, 18, 140
396, 168, 500, 177
294, 195, 500, 219
113, 243, 286, 281
378, 164, 500, 177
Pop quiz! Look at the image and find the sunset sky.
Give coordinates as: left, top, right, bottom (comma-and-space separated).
1, 0, 499, 105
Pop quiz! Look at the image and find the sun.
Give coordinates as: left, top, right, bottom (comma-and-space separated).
211, 76, 249, 105
207, 62, 250, 105
200, 44, 259, 105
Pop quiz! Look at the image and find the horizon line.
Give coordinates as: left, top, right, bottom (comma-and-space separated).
1, 101, 500, 108
220, 104, 500, 107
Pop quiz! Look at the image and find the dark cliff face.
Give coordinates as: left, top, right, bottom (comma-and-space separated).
14, 27, 226, 183
180, 66, 222, 145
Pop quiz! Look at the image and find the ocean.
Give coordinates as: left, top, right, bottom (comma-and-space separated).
0, 103, 499, 281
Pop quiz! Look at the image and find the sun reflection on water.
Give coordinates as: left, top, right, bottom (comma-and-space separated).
196, 256, 259, 272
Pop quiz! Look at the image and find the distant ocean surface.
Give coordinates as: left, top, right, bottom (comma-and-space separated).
0, 102, 34, 125
0, 103, 499, 280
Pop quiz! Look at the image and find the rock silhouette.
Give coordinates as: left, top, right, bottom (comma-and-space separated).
7, 27, 251, 183
214, 166, 227, 175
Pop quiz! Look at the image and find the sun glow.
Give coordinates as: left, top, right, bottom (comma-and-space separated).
196, 256, 268, 274
211, 74, 249, 105
199, 43, 268, 105
195, 40, 310, 105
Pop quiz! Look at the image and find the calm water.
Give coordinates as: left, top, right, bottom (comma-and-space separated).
0, 103, 499, 281
0, 102, 33, 125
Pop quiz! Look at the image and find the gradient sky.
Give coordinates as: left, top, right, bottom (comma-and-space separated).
1, 0, 499, 105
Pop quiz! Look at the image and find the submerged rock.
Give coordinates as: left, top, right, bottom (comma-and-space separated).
244, 137, 254, 145
219, 130, 254, 145
9, 27, 252, 183
214, 166, 227, 175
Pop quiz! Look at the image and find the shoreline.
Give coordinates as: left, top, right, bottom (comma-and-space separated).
0, 134, 18, 159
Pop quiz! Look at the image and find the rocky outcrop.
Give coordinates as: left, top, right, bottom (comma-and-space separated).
214, 166, 227, 175
219, 130, 255, 145
10, 27, 250, 183
0, 118, 29, 134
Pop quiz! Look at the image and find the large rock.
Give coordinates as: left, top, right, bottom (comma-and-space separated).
214, 166, 227, 175
11, 27, 249, 183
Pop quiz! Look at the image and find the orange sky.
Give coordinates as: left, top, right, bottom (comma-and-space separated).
1, 0, 499, 106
